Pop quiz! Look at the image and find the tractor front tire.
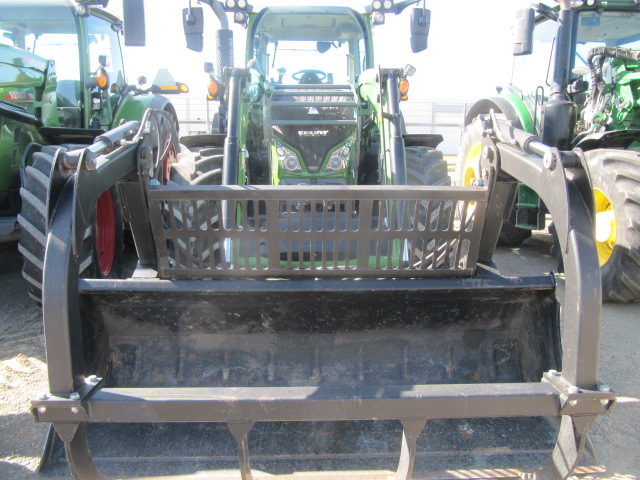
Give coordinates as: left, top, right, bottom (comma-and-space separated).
18, 147, 123, 304
585, 149, 640, 302
406, 146, 450, 187
458, 117, 532, 246
405, 146, 451, 266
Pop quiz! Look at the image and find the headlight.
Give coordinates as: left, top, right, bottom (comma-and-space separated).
326, 142, 351, 171
327, 155, 346, 171
383, 0, 393, 10
275, 142, 302, 172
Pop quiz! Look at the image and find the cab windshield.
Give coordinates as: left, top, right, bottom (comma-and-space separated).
251, 8, 368, 85
511, 9, 640, 99
574, 10, 640, 69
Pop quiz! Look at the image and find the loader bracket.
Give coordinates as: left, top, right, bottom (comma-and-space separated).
543, 371, 616, 415
31, 376, 104, 423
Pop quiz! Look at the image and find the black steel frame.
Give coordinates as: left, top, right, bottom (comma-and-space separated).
30, 113, 615, 479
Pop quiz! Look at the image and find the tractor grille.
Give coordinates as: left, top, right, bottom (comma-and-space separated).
270, 85, 357, 173
148, 185, 488, 278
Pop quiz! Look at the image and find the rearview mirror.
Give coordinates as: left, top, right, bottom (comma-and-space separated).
123, 0, 145, 46
410, 8, 430, 53
513, 8, 535, 56
317, 41, 331, 54
183, 7, 204, 52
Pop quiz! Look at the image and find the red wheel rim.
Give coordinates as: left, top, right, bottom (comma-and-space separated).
162, 139, 178, 185
96, 190, 116, 276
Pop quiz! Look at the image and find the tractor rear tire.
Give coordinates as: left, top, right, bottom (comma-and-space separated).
458, 117, 532, 246
585, 149, 640, 302
18, 147, 123, 304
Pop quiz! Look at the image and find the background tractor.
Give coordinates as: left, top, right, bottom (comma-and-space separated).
459, 0, 640, 302
22, 1, 614, 479
0, 0, 182, 301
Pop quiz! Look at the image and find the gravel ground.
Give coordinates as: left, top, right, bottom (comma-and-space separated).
0, 233, 638, 479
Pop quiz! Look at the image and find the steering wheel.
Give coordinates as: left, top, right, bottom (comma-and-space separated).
292, 69, 327, 84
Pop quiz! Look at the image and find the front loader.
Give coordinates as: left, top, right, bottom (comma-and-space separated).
27, 1, 615, 479
0, 0, 183, 302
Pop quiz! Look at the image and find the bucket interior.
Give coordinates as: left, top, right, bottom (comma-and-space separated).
82, 284, 562, 389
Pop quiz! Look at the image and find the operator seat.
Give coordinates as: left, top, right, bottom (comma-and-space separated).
299, 72, 322, 84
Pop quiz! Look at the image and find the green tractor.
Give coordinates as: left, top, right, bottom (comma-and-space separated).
459, 0, 640, 302
182, 1, 447, 189
24, 1, 614, 478
0, 0, 182, 301
171, 0, 450, 268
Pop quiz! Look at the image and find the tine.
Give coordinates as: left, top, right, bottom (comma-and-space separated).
395, 419, 427, 480
227, 421, 255, 480
55, 423, 106, 480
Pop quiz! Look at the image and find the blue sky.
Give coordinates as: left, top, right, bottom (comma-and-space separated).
109, 0, 532, 102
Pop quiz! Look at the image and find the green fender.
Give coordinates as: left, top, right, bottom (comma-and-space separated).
112, 93, 178, 131
464, 94, 534, 133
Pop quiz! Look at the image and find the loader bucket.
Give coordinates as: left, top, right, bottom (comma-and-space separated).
32, 140, 613, 479
37, 272, 565, 478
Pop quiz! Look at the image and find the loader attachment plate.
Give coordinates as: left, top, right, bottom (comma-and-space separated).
148, 185, 487, 278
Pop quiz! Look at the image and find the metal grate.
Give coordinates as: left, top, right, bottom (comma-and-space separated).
148, 185, 488, 278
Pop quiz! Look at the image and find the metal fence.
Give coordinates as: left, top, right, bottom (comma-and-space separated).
173, 96, 469, 155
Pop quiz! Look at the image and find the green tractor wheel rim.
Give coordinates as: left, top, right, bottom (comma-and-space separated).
593, 187, 616, 267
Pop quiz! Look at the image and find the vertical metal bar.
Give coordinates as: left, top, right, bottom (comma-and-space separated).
267, 200, 280, 270
226, 422, 254, 480
395, 419, 427, 480
43, 180, 85, 395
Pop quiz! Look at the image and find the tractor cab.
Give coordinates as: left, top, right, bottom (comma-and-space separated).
249, 7, 371, 87
246, 8, 369, 185
0, 1, 126, 131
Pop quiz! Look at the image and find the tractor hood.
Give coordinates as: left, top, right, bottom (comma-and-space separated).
0, 44, 47, 110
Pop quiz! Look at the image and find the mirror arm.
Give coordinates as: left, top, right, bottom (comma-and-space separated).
394, 0, 421, 15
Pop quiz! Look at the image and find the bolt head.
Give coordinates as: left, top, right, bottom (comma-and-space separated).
599, 385, 612, 393
71, 407, 80, 414
70, 392, 80, 400
88, 375, 99, 384
543, 152, 557, 170
568, 386, 580, 395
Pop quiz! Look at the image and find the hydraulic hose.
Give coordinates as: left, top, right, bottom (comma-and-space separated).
587, 47, 640, 109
